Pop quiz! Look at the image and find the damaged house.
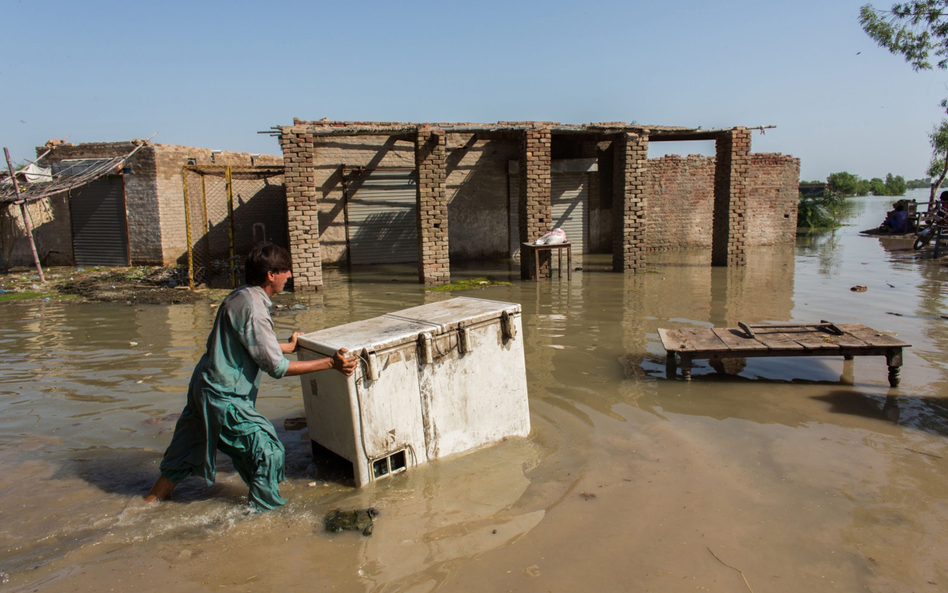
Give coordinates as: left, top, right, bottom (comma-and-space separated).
275, 119, 799, 289
1, 140, 284, 274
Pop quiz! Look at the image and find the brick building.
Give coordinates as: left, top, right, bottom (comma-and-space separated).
278, 119, 800, 290
2, 141, 283, 269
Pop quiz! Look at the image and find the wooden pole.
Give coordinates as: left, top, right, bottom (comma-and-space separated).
3, 147, 45, 282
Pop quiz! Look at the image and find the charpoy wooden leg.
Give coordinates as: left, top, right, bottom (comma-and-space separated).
567, 245, 572, 280
679, 354, 692, 381
886, 348, 903, 387
665, 352, 677, 379
840, 357, 855, 385
882, 395, 901, 422
558, 248, 563, 278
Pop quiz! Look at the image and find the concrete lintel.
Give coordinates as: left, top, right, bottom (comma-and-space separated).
507, 158, 598, 175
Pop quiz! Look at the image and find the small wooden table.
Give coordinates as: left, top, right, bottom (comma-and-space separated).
521, 242, 572, 281
657, 322, 910, 387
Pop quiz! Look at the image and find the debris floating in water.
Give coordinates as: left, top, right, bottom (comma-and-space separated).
851, 285, 868, 292
325, 508, 379, 536
284, 417, 307, 431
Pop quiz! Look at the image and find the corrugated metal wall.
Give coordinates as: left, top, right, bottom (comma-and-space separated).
509, 172, 588, 266
68, 175, 130, 266
347, 170, 418, 265
508, 174, 520, 258
551, 173, 588, 262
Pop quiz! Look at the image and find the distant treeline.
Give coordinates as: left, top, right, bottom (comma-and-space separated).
803, 172, 911, 196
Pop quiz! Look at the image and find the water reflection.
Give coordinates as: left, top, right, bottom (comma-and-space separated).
2, 190, 948, 592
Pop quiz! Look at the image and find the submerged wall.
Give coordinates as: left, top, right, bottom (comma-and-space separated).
644, 155, 716, 250
601, 153, 797, 252
745, 153, 800, 244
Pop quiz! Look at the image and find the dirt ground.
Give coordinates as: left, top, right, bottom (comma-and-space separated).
0, 266, 225, 305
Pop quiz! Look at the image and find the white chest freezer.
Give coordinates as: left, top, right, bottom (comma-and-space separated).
296, 297, 530, 487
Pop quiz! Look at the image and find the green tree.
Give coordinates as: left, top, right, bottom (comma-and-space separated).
798, 193, 846, 228
861, 2, 948, 204
860, 2, 948, 71
907, 176, 933, 188
885, 173, 908, 195
827, 171, 860, 195
870, 177, 888, 195
927, 120, 948, 201
856, 179, 872, 195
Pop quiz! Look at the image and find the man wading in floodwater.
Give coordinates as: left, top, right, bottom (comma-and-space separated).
145, 242, 357, 511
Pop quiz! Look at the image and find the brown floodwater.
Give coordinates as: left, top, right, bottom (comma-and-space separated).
2, 191, 947, 592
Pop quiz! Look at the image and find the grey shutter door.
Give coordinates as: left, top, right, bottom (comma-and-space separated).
69, 175, 130, 266
347, 170, 418, 265
551, 173, 587, 266
508, 174, 520, 258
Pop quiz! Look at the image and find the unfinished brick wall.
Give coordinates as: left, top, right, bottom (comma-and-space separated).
712, 128, 750, 266
415, 128, 449, 285
645, 155, 715, 250
745, 154, 800, 244
594, 151, 799, 253
280, 128, 322, 290
612, 132, 648, 272
519, 128, 552, 278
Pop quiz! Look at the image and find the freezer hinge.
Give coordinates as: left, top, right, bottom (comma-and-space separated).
501, 311, 517, 343
458, 327, 472, 354
419, 332, 434, 364
361, 348, 379, 381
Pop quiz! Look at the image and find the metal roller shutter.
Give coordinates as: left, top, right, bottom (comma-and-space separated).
68, 175, 130, 266
508, 172, 588, 264
551, 173, 587, 266
508, 174, 520, 258
347, 170, 418, 265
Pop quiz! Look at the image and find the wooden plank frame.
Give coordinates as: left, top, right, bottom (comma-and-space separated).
658, 323, 910, 386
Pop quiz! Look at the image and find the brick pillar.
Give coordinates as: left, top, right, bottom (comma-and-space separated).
279, 127, 322, 290
612, 132, 648, 272
415, 127, 450, 285
519, 128, 552, 279
712, 128, 750, 266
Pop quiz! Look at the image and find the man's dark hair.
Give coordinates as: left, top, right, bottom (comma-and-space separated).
245, 242, 292, 286
941, 191, 948, 202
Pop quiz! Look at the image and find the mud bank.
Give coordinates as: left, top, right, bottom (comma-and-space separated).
0, 266, 213, 305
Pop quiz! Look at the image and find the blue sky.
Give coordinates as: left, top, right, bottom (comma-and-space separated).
2, 0, 945, 181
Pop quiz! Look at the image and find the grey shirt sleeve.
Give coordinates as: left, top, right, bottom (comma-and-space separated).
235, 290, 290, 379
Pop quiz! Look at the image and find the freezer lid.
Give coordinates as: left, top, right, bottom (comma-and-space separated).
297, 314, 435, 356
384, 297, 521, 332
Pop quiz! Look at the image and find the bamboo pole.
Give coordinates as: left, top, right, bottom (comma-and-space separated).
182, 167, 194, 289
4, 147, 45, 282
225, 166, 237, 287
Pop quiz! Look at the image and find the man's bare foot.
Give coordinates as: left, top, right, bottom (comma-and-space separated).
145, 476, 177, 503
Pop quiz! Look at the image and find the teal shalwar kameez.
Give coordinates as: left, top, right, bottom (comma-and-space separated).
159, 285, 290, 511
